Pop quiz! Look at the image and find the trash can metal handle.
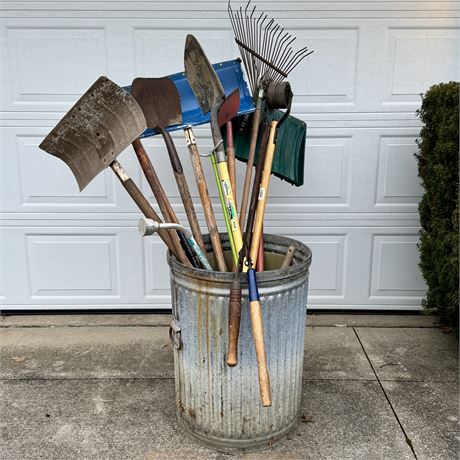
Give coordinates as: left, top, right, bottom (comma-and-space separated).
169, 319, 182, 350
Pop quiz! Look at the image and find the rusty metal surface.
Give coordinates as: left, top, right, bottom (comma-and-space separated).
39, 76, 146, 191
217, 88, 240, 127
130, 77, 182, 129
168, 234, 312, 452
184, 34, 225, 114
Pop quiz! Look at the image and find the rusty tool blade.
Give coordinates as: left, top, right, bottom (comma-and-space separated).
184, 34, 225, 114
130, 77, 182, 129
217, 89, 240, 127
39, 76, 146, 191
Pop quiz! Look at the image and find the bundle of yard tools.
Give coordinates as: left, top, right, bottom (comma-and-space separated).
39, 0, 312, 413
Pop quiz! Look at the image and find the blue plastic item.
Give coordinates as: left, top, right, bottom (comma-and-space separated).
123, 59, 254, 138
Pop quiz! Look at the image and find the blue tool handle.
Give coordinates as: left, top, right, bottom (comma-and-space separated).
187, 236, 212, 271
247, 268, 260, 302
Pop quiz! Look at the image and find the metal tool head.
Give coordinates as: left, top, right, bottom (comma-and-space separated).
217, 89, 240, 127
184, 34, 225, 113
130, 77, 182, 130
39, 76, 146, 191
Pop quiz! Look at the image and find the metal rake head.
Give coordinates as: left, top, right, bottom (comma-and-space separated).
227, 0, 313, 95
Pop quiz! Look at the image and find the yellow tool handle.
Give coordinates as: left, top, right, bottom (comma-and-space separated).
217, 161, 243, 259
249, 120, 278, 267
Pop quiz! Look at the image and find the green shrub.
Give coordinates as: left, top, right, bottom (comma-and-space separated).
415, 82, 459, 330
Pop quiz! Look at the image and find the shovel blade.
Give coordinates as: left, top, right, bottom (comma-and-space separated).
217, 89, 240, 127
184, 34, 225, 114
39, 76, 146, 191
130, 77, 182, 130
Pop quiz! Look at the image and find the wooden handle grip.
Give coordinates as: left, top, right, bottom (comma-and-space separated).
110, 161, 177, 258
186, 130, 227, 272
226, 121, 237, 212
248, 268, 271, 407
281, 245, 297, 268
160, 130, 207, 258
239, 97, 263, 229
131, 138, 191, 268
174, 171, 207, 256
249, 120, 278, 267
226, 279, 242, 367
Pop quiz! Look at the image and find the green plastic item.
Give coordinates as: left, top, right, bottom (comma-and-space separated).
223, 109, 307, 187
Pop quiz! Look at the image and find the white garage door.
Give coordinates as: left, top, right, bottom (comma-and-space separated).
1, 1, 459, 311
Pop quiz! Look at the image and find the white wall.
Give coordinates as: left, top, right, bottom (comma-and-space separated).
1, 1, 459, 310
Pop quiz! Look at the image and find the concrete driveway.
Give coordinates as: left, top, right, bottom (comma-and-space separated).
0, 313, 458, 459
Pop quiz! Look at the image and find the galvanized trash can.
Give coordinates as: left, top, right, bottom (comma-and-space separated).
168, 234, 312, 453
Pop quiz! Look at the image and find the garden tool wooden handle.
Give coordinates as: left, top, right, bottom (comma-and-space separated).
226, 279, 241, 367
248, 268, 271, 407
160, 128, 208, 257
250, 120, 278, 267
110, 161, 178, 259
257, 230, 264, 272
281, 245, 296, 268
131, 138, 191, 268
226, 121, 237, 211
239, 88, 263, 230
184, 128, 227, 272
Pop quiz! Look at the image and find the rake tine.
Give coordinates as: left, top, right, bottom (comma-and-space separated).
285, 48, 314, 75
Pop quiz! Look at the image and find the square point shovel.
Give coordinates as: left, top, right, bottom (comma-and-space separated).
39, 76, 182, 261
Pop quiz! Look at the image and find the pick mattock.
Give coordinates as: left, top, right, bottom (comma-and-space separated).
39, 76, 183, 261
227, 0, 313, 229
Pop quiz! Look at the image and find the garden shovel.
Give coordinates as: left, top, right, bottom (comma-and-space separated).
130, 77, 207, 258
184, 34, 243, 263
39, 76, 181, 261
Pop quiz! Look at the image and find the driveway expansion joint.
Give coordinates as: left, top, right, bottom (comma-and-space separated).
353, 327, 419, 459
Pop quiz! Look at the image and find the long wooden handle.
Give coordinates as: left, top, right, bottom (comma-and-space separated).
131, 138, 191, 268
281, 245, 296, 268
257, 229, 264, 272
239, 89, 263, 230
226, 279, 241, 367
161, 129, 208, 257
226, 121, 237, 212
184, 128, 227, 272
248, 268, 271, 407
110, 161, 177, 258
250, 121, 278, 267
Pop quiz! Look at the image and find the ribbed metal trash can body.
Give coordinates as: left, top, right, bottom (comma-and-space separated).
168, 234, 312, 452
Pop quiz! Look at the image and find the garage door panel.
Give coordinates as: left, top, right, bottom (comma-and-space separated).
3, 25, 109, 112
369, 234, 426, 300
374, 135, 422, 210
383, 27, 460, 105
2, 1, 456, 311
1, 226, 146, 307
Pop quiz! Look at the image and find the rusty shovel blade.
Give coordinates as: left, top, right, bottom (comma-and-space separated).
184, 34, 225, 114
39, 76, 146, 191
130, 77, 182, 130
217, 89, 240, 127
